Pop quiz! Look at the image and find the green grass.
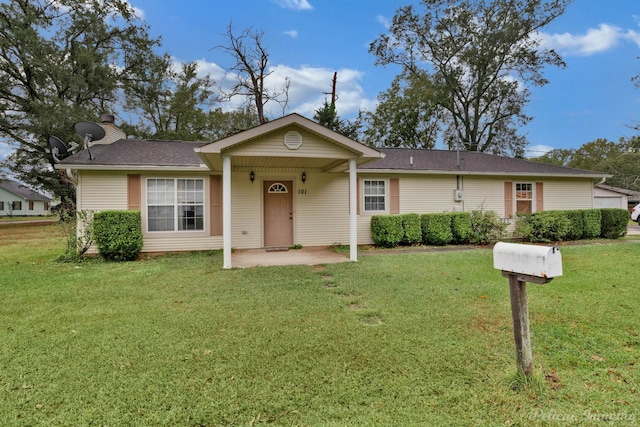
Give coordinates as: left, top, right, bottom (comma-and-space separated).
1, 224, 639, 426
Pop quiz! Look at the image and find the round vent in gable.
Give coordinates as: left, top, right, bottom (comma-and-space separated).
284, 130, 302, 150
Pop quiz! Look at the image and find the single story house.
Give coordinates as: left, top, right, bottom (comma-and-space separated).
594, 183, 640, 211
0, 179, 52, 217
57, 113, 608, 268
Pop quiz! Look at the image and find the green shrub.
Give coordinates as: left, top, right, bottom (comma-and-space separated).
401, 213, 422, 245
564, 210, 585, 240
421, 213, 453, 246
469, 209, 506, 244
599, 208, 629, 239
581, 209, 602, 239
93, 210, 143, 261
449, 212, 472, 244
370, 215, 403, 248
520, 211, 571, 243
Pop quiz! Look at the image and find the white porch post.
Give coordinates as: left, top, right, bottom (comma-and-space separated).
349, 158, 358, 262
222, 155, 232, 269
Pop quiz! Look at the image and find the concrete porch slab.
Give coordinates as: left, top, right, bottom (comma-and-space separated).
232, 246, 350, 268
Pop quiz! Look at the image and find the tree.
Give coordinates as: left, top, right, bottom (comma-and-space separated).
363, 70, 442, 148
124, 55, 218, 140
215, 24, 289, 124
369, 0, 570, 155
568, 138, 625, 171
312, 73, 363, 141
534, 137, 640, 191
532, 148, 574, 166
313, 100, 363, 141
0, 0, 159, 202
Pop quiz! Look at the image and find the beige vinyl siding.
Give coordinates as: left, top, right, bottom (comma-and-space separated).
229, 171, 351, 249
230, 171, 263, 249
295, 173, 350, 246
397, 175, 459, 213
78, 171, 128, 211
225, 128, 355, 159
542, 179, 594, 210
461, 178, 505, 216
80, 171, 223, 253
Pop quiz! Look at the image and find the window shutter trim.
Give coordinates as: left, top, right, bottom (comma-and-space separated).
390, 178, 400, 214
127, 174, 141, 211
210, 175, 222, 236
504, 181, 513, 218
536, 182, 544, 212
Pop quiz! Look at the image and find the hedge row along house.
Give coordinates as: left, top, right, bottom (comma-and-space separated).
57, 114, 608, 268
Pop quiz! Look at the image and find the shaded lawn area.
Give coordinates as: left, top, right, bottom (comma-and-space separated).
0, 224, 638, 426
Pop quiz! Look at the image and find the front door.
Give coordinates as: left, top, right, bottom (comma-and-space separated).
263, 181, 293, 247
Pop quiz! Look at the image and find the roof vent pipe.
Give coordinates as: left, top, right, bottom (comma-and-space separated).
410, 156, 413, 167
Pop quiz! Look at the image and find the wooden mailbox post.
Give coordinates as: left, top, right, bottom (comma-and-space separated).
493, 242, 563, 377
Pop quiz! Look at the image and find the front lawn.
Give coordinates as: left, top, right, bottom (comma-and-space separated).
0, 224, 638, 426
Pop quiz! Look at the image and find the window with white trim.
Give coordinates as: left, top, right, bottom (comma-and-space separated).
515, 182, 532, 214
363, 179, 386, 212
147, 178, 204, 232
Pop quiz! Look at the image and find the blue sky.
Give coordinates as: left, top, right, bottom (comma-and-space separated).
127, 0, 640, 157
2, 0, 639, 162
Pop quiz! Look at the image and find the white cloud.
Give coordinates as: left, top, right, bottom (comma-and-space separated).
625, 29, 640, 47
376, 15, 391, 29
170, 56, 375, 119
526, 144, 554, 158
271, 0, 313, 11
283, 30, 299, 39
537, 24, 625, 56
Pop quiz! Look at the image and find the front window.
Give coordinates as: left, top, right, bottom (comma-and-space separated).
147, 178, 204, 232
364, 179, 386, 212
0, 201, 4, 211
29, 201, 34, 210
11, 201, 21, 211
515, 183, 532, 214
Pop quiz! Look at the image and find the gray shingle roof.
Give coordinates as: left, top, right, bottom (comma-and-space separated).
59, 139, 207, 167
361, 148, 606, 177
0, 179, 51, 201
58, 138, 607, 179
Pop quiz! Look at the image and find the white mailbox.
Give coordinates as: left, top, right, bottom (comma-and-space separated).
493, 242, 562, 279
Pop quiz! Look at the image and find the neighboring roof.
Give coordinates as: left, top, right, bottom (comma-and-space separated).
57, 139, 209, 171
0, 179, 51, 201
596, 184, 640, 201
361, 148, 609, 178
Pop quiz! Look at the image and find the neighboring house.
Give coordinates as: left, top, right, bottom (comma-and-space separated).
57, 113, 608, 268
594, 183, 640, 211
0, 179, 52, 217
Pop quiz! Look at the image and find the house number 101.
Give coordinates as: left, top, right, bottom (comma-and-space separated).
298, 189, 307, 195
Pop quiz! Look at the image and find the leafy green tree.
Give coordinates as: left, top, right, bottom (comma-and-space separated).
204, 107, 261, 141
363, 71, 441, 148
124, 56, 218, 140
534, 137, 640, 191
314, 100, 363, 141
533, 148, 574, 166
0, 0, 159, 202
369, 0, 570, 155
569, 138, 625, 171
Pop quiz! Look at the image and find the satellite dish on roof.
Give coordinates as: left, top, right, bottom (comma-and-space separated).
48, 135, 68, 162
74, 121, 105, 142
48, 135, 80, 163
74, 121, 105, 160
